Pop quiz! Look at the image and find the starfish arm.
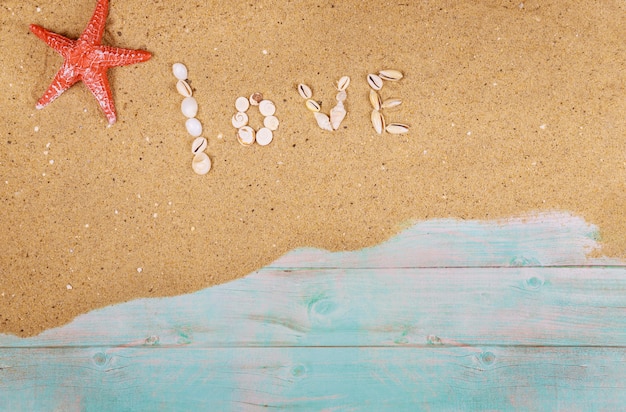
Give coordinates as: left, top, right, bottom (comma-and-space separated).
29, 24, 75, 58
97, 45, 151, 68
79, 0, 109, 45
35, 62, 81, 109
82, 69, 117, 124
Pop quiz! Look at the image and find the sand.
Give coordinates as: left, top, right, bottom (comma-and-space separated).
1, 0, 625, 337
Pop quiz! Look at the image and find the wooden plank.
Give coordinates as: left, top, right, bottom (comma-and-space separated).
2, 266, 626, 348
2, 346, 625, 411
1, 213, 625, 409
269, 212, 618, 269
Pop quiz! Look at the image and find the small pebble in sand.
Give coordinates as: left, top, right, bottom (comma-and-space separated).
181, 96, 198, 118
185, 118, 202, 137
172, 63, 188, 80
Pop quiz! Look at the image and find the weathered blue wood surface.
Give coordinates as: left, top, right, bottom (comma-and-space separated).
1, 212, 626, 411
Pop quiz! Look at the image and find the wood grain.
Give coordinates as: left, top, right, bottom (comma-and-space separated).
2, 347, 625, 411
1, 212, 625, 410
2, 267, 626, 349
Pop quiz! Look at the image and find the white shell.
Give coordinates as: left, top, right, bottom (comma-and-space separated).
256, 128, 273, 146
185, 118, 203, 137
305, 99, 321, 112
192, 152, 211, 175
176, 80, 192, 97
313, 112, 333, 131
378, 69, 404, 81
381, 98, 402, 109
249, 92, 263, 106
191, 137, 207, 154
386, 123, 410, 134
181, 96, 198, 118
336, 90, 347, 102
172, 63, 188, 80
336, 76, 350, 91
297, 84, 313, 99
367, 73, 383, 90
370, 110, 385, 134
235, 96, 250, 112
369, 89, 382, 111
330, 101, 346, 130
231, 112, 249, 128
237, 126, 255, 145
259, 100, 276, 116
263, 115, 280, 131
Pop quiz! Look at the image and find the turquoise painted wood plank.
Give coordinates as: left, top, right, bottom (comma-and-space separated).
270, 212, 616, 268
2, 267, 626, 348
2, 346, 626, 411
1, 212, 625, 410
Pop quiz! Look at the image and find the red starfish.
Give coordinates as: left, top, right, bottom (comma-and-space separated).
30, 0, 151, 125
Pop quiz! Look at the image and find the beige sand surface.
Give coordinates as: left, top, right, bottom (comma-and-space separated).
1, 0, 625, 336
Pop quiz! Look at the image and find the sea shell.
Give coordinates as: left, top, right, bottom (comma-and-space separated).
231, 112, 249, 128
330, 101, 346, 130
369, 89, 382, 111
259, 100, 276, 116
305, 99, 321, 112
313, 112, 333, 131
263, 115, 280, 131
336, 76, 350, 91
385, 123, 410, 134
249, 92, 263, 106
381, 98, 402, 109
192, 152, 211, 175
367, 73, 383, 90
181, 96, 198, 118
235, 96, 250, 112
256, 127, 273, 146
336, 90, 347, 102
185, 118, 202, 137
297, 83, 312, 99
237, 126, 255, 146
191, 137, 207, 154
176, 80, 192, 97
378, 69, 404, 81
370, 110, 385, 134
172, 63, 188, 80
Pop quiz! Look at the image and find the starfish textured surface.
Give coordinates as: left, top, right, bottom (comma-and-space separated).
30, 0, 151, 124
